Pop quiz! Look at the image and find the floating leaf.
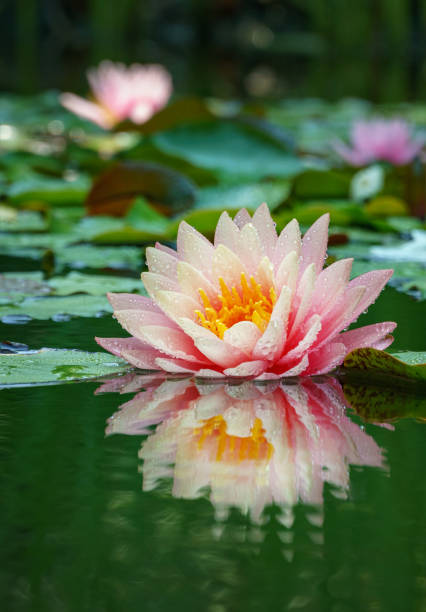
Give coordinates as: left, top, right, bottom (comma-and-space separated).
56, 245, 143, 272
194, 181, 291, 212
0, 348, 131, 387
7, 173, 90, 205
116, 97, 215, 134
0, 272, 50, 304
291, 169, 351, 199
49, 272, 145, 296
342, 348, 426, 388
0, 294, 111, 322
153, 121, 302, 181
85, 161, 196, 216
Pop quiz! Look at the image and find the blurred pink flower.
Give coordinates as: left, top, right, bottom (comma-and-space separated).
334, 118, 424, 166
60, 61, 172, 129
96, 204, 395, 379
102, 376, 385, 521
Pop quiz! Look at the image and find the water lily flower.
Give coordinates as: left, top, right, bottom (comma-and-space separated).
60, 61, 172, 129
102, 376, 385, 521
96, 204, 396, 379
334, 118, 424, 166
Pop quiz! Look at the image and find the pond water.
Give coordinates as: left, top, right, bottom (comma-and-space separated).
1, 278, 426, 611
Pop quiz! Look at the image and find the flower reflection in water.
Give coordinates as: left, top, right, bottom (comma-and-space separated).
99, 376, 385, 522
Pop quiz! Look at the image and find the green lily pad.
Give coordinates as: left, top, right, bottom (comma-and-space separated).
49, 272, 145, 296
56, 245, 143, 271
7, 173, 91, 205
153, 121, 303, 182
0, 272, 51, 304
0, 294, 111, 322
342, 348, 426, 389
0, 209, 47, 232
0, 348, 131, 387
194, 180, 291, 212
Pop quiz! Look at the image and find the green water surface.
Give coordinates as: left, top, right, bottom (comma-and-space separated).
1, 280, 426, 612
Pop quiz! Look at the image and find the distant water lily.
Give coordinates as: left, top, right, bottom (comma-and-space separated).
334, 118, 424, 166
102, 376, 384, 521
60, 61, 172, 129
96, 204, 396, 379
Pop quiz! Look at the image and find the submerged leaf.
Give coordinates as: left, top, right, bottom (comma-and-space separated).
85, 161, 196, 216
0, 348, 130, 387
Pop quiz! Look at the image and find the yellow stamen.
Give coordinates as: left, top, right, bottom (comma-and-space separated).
196, 272, 277, 339
194, 415, 274, 463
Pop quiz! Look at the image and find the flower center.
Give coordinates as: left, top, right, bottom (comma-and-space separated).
194, 415, 274, 462
195, 273, 277, 339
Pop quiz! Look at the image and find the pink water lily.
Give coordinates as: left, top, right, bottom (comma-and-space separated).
60, 61, 172, 129
102, 376, 384, 521
96, 204, 396, 379
333, 118, 424, 166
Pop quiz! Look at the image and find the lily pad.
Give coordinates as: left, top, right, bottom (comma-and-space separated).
194, 181, 291, 212
0, 348, 131, 387
56, 245, 143, 271
153, 121, 303, 182
342, 348, 426, 388
0, 272, 51, 304
49, 272, 145, 296
0, 209, 47, 232
7, 173, 90, 205
0, 294, 111, 322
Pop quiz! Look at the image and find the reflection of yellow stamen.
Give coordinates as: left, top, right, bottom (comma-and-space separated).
196, 273, 277, 339
194, 415, 274, 462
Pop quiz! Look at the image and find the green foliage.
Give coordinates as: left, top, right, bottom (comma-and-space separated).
0, 349, 130, 387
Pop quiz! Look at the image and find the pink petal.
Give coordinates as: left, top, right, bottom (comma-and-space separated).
314, 286, 366, 349
177, 221, 215, 278
278, 314, 321, 366
107, 292, 160, 312
140, 325, 209, 363
155, 242, 178, 258
214, 211, 240, 250
178, 318, 247, 368
346, 269, 393, 325
305, 343, 347, 375
288, 263, 316, 340
141, 272, 180, 298
338, 321, 396, 352
146, 246, 177, 279
154, 290, 201, 323
310, 258, 353, 317
223, 360, 268, 377
275, 251, 299, 294
252, 286, 292, 361
233, 208, 252, 229
252, 202, 277, 259
154, 357, 198, 374
299, 213, 329, 276
96, 336, 162, 370
273, 218, 301, 268
113, 309, 177, 339
274, 354, 310, 377
212, 244, 248, 289
177, 261, 219, 306
223, 321, 262, 354
60, 93, 112, 129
